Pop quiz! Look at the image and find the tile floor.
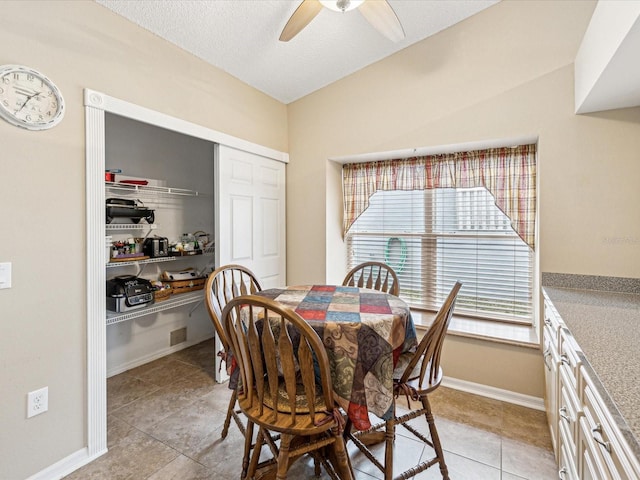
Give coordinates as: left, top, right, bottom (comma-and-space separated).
64, 339, 558, 479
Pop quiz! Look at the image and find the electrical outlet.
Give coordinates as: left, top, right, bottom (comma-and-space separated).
27, 387, 48, 418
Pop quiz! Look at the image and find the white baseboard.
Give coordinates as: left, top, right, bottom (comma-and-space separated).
107, 333, 214, 378
442, 376, 545, 411
26, 446, 107, 480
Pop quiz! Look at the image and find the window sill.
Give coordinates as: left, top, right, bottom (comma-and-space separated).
410, 309, 540, 349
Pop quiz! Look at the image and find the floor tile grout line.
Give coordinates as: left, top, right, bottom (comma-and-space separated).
108, 370, 219, 422
93, 340, 557, 479
114, 417, 214, 479
108, 386, 164, 415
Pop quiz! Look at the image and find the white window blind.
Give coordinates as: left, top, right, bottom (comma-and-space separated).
347, 187, 533, 324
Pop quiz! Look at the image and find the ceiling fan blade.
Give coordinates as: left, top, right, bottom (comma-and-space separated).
279, 0, 323, 42
359, 0, 405, 42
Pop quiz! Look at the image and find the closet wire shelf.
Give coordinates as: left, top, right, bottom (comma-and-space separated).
105, 181, 210, 197
104, 181, 214, 325
106, 256, 176, 268
106, 290, 203, 326
106, 223, 158, 231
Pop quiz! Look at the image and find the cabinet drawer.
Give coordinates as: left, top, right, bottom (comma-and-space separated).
559, 432, 579, 480
543, 300, 563, 348
558, 328, 581, 390
544, 335, 560, 456
543, 299, 562, 329
559, 366, 582, 458
578, 416, 614, 480
581, 375, 639, 479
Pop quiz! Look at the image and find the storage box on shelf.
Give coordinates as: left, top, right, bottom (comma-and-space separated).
153, 286, 172, 302
163, 278, 205, 294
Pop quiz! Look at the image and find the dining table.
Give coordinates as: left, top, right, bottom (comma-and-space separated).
253, 284, 418, 431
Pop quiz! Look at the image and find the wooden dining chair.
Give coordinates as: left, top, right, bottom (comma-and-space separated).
205, 264, 263, 440
342, 261, 400, 296
223, 295, 355, 480
344, 281, 462, 480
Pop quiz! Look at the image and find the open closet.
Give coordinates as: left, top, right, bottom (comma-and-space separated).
84, 89, 287, 460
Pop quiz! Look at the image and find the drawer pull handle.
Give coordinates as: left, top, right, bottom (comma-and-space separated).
560, 354, 570, 366
558, 467, 568, 479
559, 406, 571, 424
543, 348, 552, 370
591, 424, 611, 453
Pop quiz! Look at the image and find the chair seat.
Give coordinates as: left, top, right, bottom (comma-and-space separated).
240, 392, 336, 435
263, 378, 326, 414
392, 351, 421, 380
394, 355, 443, 391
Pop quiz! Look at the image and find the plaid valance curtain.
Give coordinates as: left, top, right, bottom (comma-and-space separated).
342, 144, 537, 249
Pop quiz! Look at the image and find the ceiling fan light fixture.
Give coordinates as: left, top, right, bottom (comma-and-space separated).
320, 0, 364, 13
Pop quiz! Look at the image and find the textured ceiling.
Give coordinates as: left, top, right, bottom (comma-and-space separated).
95, 0, 500, 104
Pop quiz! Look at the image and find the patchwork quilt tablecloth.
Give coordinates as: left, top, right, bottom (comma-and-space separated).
256, 284, 417, 430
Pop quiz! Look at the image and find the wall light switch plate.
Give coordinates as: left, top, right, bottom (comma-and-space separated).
0, 262, 11, 289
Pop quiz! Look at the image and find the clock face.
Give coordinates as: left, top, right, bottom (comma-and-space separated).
0, 65, 65, 130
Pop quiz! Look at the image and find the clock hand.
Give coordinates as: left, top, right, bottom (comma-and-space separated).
14, 86, 38, 97
14, 91, 41, 114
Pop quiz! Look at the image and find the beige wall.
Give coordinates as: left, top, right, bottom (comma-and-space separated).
0, 2, 287, 479
3, 0, 640, 477
286, 0, 640, 397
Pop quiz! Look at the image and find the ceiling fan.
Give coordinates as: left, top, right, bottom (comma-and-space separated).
279, 0, 405, 43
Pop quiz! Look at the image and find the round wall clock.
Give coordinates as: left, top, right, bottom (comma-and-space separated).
0, 64, 65, 130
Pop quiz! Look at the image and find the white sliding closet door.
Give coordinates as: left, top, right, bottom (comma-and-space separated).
216, 146, 287, 382
217, 145, 286, 288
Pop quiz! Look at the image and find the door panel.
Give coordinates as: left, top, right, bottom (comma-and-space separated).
217, 144, 286, 290
230, 195, 253, 261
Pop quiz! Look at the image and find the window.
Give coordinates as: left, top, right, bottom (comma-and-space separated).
347, 187, 533, 323
343, 145, 536, 325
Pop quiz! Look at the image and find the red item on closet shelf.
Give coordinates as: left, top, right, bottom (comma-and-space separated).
119, 179, 149, 185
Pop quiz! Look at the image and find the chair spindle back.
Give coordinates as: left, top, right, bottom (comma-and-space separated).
342, 261, 400, 296
205, 264, 262, 352
399, 281, 462, 389
223, 295, 335, 429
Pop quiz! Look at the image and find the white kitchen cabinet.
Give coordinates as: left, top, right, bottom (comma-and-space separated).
543, 300, 563, 458
543, 295, 640, 480
578, 367, 640, 480
558, 432, 579, 480
558, 364, 581, 476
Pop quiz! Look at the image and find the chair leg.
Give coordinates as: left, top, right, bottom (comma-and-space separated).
342, 418, 352, 441
314, 452, 321, 477
222, 388, 239, 439
276, 434, 292, 480
246, 426, 265, 480
242, 420, 256, 479
263, 428, 280, 461
330, 436, 355, 480
384, 419, 394, 480
422, 396, 449, 480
